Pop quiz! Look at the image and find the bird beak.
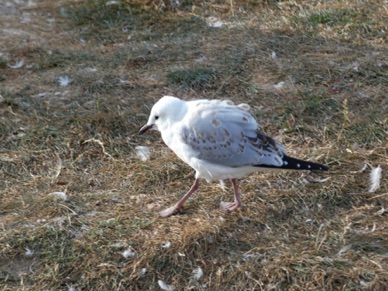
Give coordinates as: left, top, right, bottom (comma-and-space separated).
139, 124, 154, 135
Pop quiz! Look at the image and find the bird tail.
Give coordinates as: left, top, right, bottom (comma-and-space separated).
255, 155, 329, 171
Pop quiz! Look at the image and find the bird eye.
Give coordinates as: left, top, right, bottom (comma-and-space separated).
155, 115, 159, 120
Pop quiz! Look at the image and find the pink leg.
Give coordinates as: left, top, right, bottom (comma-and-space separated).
159, 179, 200, 217
220, 178, 242, 211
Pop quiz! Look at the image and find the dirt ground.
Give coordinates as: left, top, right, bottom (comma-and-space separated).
0, 0, 387, 290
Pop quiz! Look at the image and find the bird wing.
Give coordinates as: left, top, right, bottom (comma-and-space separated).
180, 100, 286, 168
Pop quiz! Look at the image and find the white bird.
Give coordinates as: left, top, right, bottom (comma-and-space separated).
139, 96, 328, 217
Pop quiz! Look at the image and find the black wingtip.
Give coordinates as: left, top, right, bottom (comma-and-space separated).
256, 155, 329, 171
281, 155, 328, 171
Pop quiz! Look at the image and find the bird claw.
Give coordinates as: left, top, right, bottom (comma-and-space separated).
159, 205, 181, 217
220, 201, 241, 211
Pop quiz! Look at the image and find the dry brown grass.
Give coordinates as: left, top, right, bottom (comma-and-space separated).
1, 0, 387, 290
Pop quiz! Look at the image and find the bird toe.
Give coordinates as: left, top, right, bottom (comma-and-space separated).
220, 201, 241, 211
159, 205, 181, 217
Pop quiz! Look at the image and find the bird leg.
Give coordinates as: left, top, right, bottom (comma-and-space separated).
159, 179, 200, 217
220, 178, 242, 211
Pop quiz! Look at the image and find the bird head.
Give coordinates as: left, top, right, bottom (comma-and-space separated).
139, 96, 186, 135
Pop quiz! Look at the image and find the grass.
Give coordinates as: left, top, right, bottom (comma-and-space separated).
167, 68, 218, 89
0, 0, 387, 290
67, 0, 139, 29
0, 58, 7, 68
307, 9, 359, 27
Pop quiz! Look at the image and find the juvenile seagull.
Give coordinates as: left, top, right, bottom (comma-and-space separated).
139, 96, 328, 217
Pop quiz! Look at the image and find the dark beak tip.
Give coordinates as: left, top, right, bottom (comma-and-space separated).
139, 124, 153, 135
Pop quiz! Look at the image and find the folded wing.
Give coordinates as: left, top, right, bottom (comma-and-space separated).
180, 101, 286, 168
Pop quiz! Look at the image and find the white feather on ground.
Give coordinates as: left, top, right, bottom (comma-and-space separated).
191, 266, 204, 280
8, 59, 24, 69
135, 146, 150, 161
58, 75, 71, 87
25, 247, 34, 257
49, 192, 68, 201
369, 165, 382, 193
162, 241, 171, 249
122, 248, 136, 259
158, 280, 174, 291
138, 268, 147, 277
